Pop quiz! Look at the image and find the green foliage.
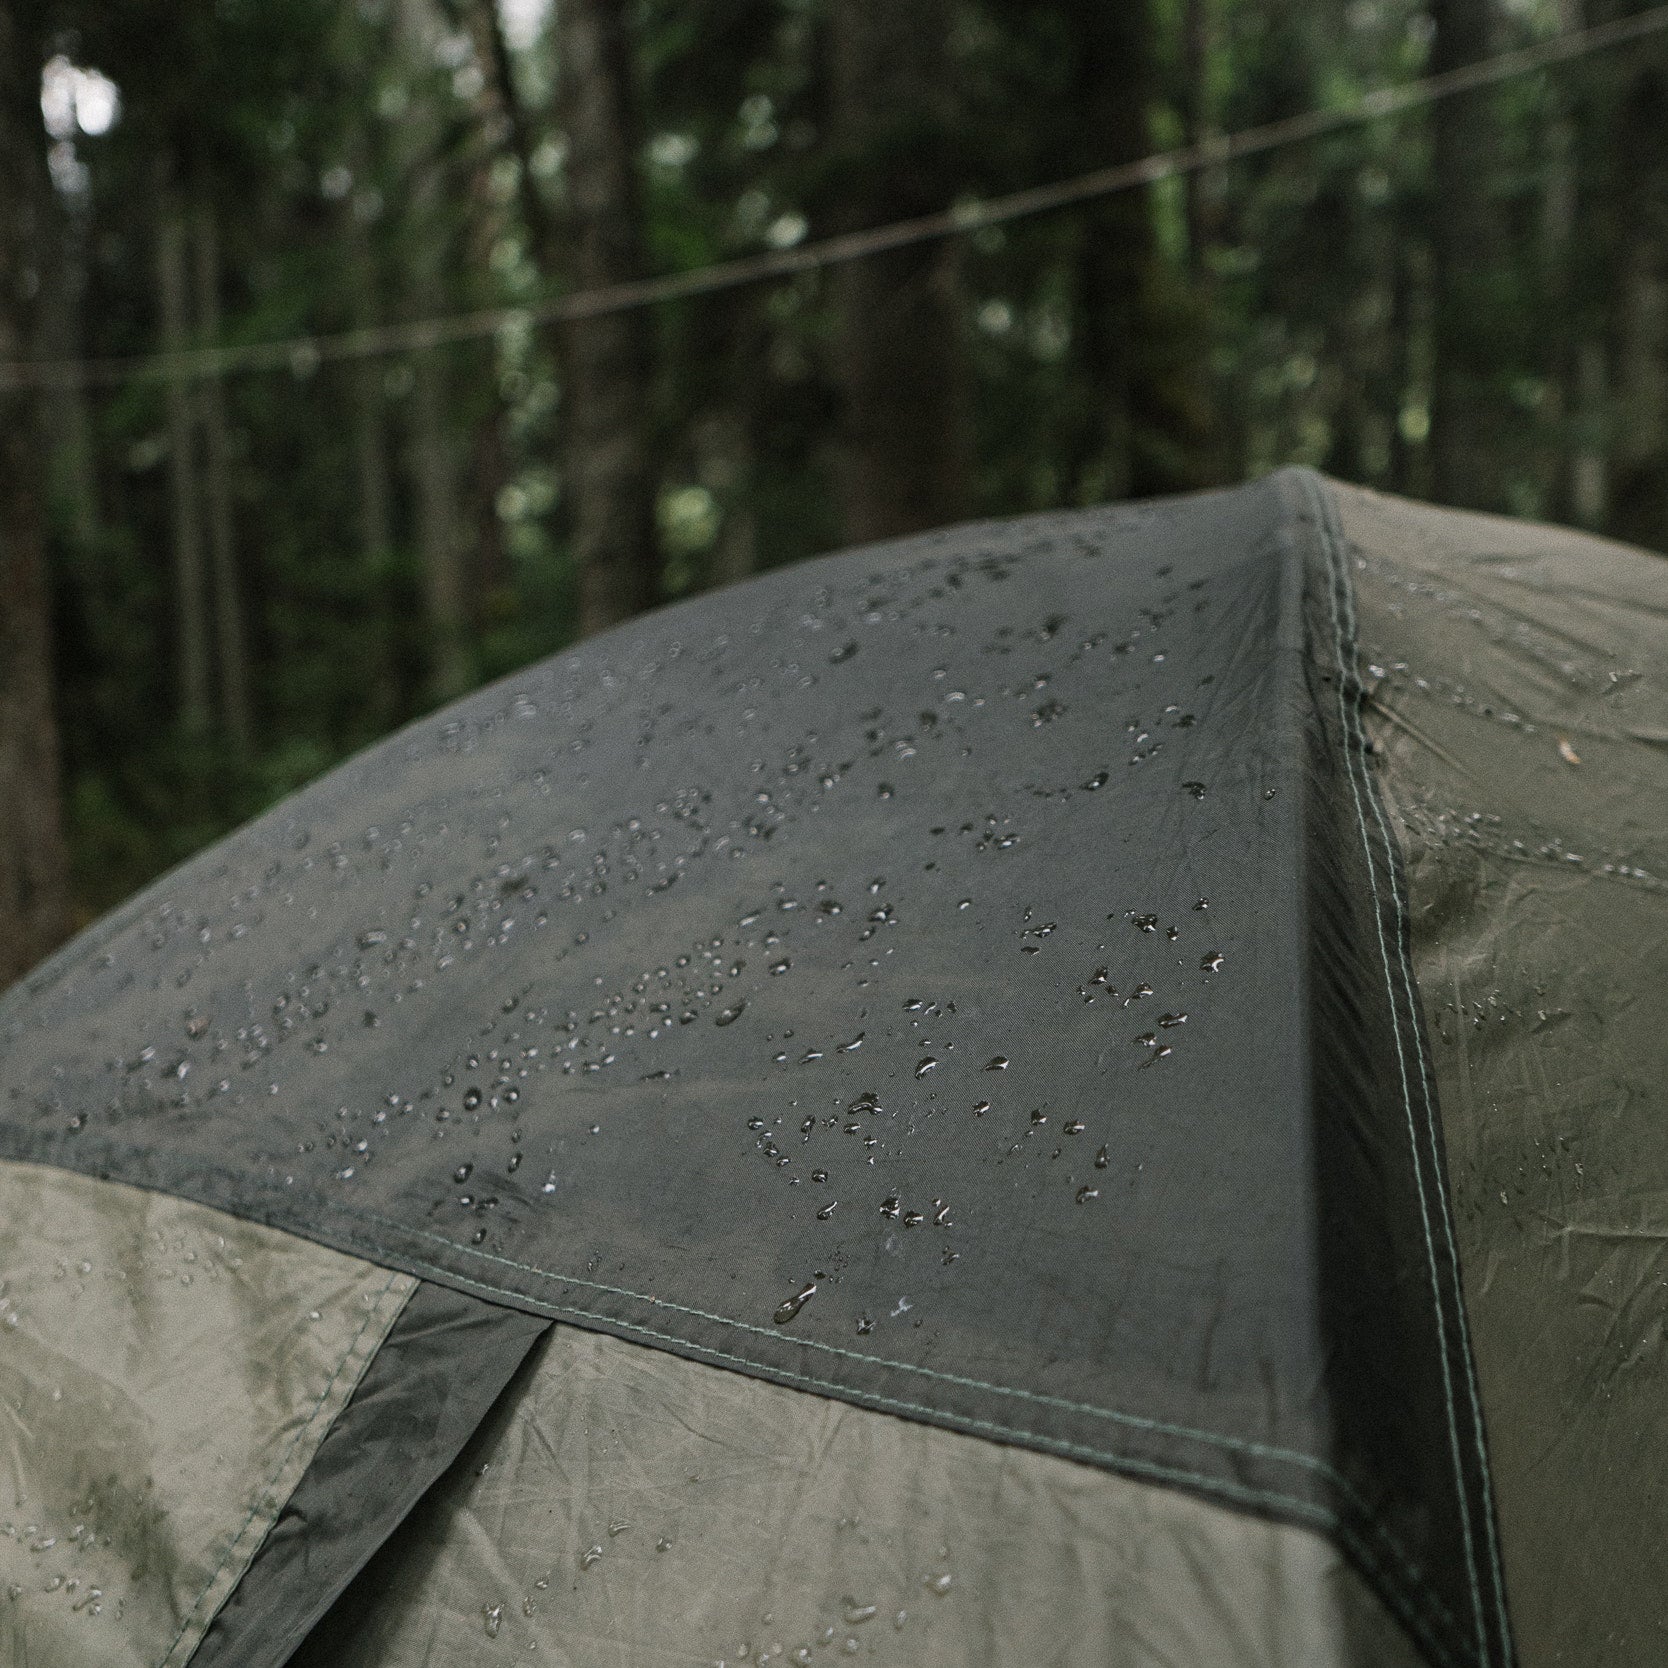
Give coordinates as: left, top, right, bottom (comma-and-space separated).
31, 0, 1668, 921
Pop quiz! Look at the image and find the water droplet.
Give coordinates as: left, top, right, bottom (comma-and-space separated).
982, 1055, 1008, 1071
856, 1314, 874, 1335
1182, 781, 1207, 799
580, 1544, 603, 1570
1201, 951, 1224, 972
972, 1099, 990, 1115
914, 1056, 938, 1078
1076, 1186, 1100, 1204
1159, 1012, 1187, 1027
453, 1163, 473, 1183
1094, 1145, 1110, 1168
483, 1603, 503, 1638
880, 1195, 901, 1218
774, 1282, 817, 1325
1133, 914, 1158, 933
844, 1603, 878, 1625
1081, 770, 1109, 790
837, 1033, 865, 1052
463, 1087, 483, 1110
656, 1536, 672, 1552
816, 1201, 838, 1221
770, 959, 791, 975
716, 1002, 746, 1027
608, 1518, 631, 1537
1064, 1119, 1084, 1134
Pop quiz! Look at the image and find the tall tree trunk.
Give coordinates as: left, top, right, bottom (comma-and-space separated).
1607, 26, 1668, 550
1066, 0, 1173, 502
1428, 0, 1508, 511
155, 169, 213, 732
461, 0, 553, 272
192, 194, 252, 748
827, 0, 971, 541
41, 183, 98, 549
396, 0, 472, 698
0, 0, 72, 983
557, 0, 660, 634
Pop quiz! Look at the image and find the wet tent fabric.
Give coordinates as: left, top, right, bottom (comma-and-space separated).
0, 467, 1507, 1668
189, 1284, 551, 1668
0, 1159, 415, 1668
286, 1322, 1429, 1668
7, 468, 1662, 1666
1339, 485, 1668, 1667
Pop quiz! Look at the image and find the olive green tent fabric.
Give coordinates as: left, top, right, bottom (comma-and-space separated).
1338, 483, 1668, 1667
0, 1159, 416, 1668
290, 1323, 1426, 1668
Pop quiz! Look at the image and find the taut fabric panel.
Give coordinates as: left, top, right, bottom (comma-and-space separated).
0, 1159, 415, 1668
291, 1323, 1429, 1668
1342, 484, 1668, 1666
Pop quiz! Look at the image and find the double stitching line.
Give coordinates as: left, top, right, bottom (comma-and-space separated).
332, 1237, 1466, 1668
1304, 471, 1511, 1666
314, 1194, 1465, 1656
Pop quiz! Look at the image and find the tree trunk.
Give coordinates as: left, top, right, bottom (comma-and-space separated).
463, 0, 553, 272
396, 0, 472, 699
1427, 0, 1509, 511
0, 0, 72, 983
155, 169, 213, 732
1607, 27, 1668, 550
1066, 0, 1170, 502
556, 0, 661, 635
826, 0, 971, 542
192, 194, 252, 748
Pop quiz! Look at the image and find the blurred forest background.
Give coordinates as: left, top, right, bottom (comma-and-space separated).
1, 0, 1666, 987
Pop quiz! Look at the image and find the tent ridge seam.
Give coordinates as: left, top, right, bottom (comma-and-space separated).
1302, 468, 1509, 1667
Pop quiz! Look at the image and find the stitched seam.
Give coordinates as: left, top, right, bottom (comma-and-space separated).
346, 1248, 1462, 1668
321, 1204, 1464, 1649
1327, 489, 1513, 1655
1306, 471, 1488, 1665
157, 1270, 410, 1668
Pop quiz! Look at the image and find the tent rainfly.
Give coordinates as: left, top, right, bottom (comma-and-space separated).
2, 469, 1665, 1668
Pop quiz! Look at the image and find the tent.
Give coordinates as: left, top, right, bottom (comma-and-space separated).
2, 468, 1663, 1668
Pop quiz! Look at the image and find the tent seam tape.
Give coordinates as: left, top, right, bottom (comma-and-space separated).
334, 1250, 1465, 1668
1325, 485, 1513, 1655
301, 1216, 1466, 1658
1305, 470, 1504, 1667
155, 1268, 413, 1668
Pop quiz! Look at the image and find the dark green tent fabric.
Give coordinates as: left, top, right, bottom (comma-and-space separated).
1340, 485, 1668, 1666
0, 467, 1510, 1667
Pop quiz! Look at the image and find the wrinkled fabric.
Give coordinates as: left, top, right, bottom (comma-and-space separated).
1344, 484, 1668, 1667
193, 1281, 550, 1668
292, 1322, 1428, 1668
0, 470, 1506, 1666
0, 1159, 414, 1668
